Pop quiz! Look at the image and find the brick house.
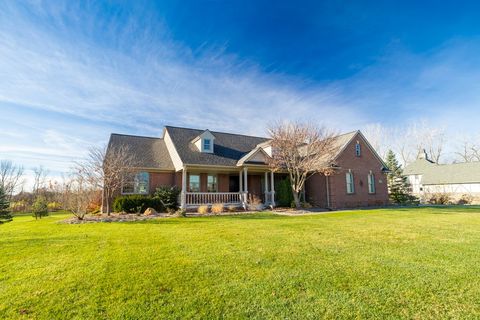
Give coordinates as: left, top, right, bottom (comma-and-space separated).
107, 126, 389, 210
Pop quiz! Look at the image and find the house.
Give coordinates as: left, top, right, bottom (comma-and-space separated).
404, 151, 480, 203
107, 126, 389, 210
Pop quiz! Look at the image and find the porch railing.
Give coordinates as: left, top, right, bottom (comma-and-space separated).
185, 192, 243, 206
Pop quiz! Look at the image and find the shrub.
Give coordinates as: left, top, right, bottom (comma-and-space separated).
113, 195, 164, 213
197, 205, 209, 215
458, 194, 473, 205
154, 186, 181, 210
301, 201, 312, 209
47, 202, 62, 212
227, 205, 237, 212
427, 192, 452, 205
276, 178, 294, 207
211, 203, 224, 215
175, 209, 186, 217
32, 196, 49, 220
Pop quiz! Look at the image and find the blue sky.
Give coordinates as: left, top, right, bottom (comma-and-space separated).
1, 1, 480, 186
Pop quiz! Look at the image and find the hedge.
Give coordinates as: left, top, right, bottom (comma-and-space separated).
113, 195, 164, 213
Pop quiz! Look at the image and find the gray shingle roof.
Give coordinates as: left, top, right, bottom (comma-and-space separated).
108, 134, 175, 170
165, 126, 269, 167
404, 159, 480, 185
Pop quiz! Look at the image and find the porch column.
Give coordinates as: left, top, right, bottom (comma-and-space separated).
243, 167, 248, 204
270, 171, 275, 207
181, 166, 187, 210
264, 171, 269, 204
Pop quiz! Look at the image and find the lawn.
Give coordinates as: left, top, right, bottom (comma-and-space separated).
1, 207, 480, 319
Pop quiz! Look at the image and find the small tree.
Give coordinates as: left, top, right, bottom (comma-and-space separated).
77, 144, 136, 215
154, 186, 181, 211
268, 122, 337, 208
65, 170, 98, 220
0, 185, 12, 224
385, 150, 417, 204
32, 196, 49, 220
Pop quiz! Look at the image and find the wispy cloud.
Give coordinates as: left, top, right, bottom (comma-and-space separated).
1, 2, 479, 188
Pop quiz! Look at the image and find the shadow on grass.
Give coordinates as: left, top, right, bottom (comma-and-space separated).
385, 205, 480, 214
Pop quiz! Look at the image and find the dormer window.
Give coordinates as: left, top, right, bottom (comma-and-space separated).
192, 129, 215, 153
203, 139, 211, 151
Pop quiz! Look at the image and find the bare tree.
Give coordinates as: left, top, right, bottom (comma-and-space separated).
363, 123, 391, 160
77, 144, 135, 215
64, 169, 97, 220
454, 139, 480, 163
32, 166, 49, 196
0, 160, 25, 199
268, 122, 337, 208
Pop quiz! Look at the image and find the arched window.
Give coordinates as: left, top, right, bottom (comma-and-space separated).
368, 171, 375, 194
346, 171, 355, 194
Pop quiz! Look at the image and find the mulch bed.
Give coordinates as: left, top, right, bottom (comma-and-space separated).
60, 213, 171, 224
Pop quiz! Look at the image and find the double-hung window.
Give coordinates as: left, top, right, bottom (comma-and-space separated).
203, 139, 211, 151
346, 171, 355, 194
207, 174, 217, 192
368, 172, 376, 194
122, 172, 149, 194
189, 174, 200, 192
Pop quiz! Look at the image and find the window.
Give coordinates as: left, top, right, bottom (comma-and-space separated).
346, 171, 355, 194
207, 174, 217, 192
355, 142, 361, 157
189, 174, 200, 192
203, 139, 211, 151
368, 172, 375, 194
122, 172, 149, 194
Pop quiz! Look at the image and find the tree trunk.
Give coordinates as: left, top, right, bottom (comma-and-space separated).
292, 191, 301, 209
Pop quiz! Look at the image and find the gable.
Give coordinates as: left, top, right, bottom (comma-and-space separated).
237, 147, 271, 166
335, 131, 387, 171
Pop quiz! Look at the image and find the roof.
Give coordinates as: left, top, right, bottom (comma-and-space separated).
404, 159, 480, 185
108, 134, 175, 170
165, 126, 270, 167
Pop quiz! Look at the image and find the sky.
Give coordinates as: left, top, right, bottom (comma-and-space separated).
1, 0, 480, 188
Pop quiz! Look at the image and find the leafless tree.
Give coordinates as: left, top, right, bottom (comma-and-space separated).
64, 169, 97, 220
454, 139, 480, 163
268, 121, 337, 208
363, 123, 391, 160
77, 144, 136, 214
0, 160, 25, 199
32, 166, 49, 195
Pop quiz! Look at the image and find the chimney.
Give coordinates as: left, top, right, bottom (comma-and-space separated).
418, 149, 429, 160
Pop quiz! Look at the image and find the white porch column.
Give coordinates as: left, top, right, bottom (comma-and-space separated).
243, 167, 248, 204
270, 171, 275, 207
264, 171, 269, 204
181, 166, 187, 210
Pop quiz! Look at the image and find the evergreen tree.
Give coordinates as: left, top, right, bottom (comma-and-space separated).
385, 150, 418, 205
0, 185, 12, 224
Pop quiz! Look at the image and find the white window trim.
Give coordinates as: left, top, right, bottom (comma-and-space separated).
121, 172, 150, 195
189, 174, 201, 192
368, 171, 376, 194
346, 170, 355, 194
207, 174, 218, 192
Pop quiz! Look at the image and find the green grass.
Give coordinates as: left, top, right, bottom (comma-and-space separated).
1, 207, 480, 319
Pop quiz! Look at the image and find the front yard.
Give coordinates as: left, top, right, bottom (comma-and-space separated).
1, 207, 480, 319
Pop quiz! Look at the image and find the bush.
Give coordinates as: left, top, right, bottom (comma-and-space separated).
276, 178, 294, 207
175, 209, 186, 217
197, 205, 209, 215
47, 202, 62, 212
211, 203, 224, 215
154, 186, 181, 210
113, 195, 164, 213
227, 205, 237, 212
32, 196, 49, 220
457, 194, 473, 205
301, 201, 312, 209
427, 193, 452, 205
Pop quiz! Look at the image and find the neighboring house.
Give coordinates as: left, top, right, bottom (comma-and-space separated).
404, 151, 480, 203
107, 126, 389, 210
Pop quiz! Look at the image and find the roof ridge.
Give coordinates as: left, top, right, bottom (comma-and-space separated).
165, 125, 269, 140
111, 133, 162, 140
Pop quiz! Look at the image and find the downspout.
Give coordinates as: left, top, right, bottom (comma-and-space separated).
326, 175, 331, 209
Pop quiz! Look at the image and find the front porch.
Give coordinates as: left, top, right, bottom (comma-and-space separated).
180, 166, 276, 210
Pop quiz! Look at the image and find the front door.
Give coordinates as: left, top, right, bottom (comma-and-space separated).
229, 175, 239, 192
